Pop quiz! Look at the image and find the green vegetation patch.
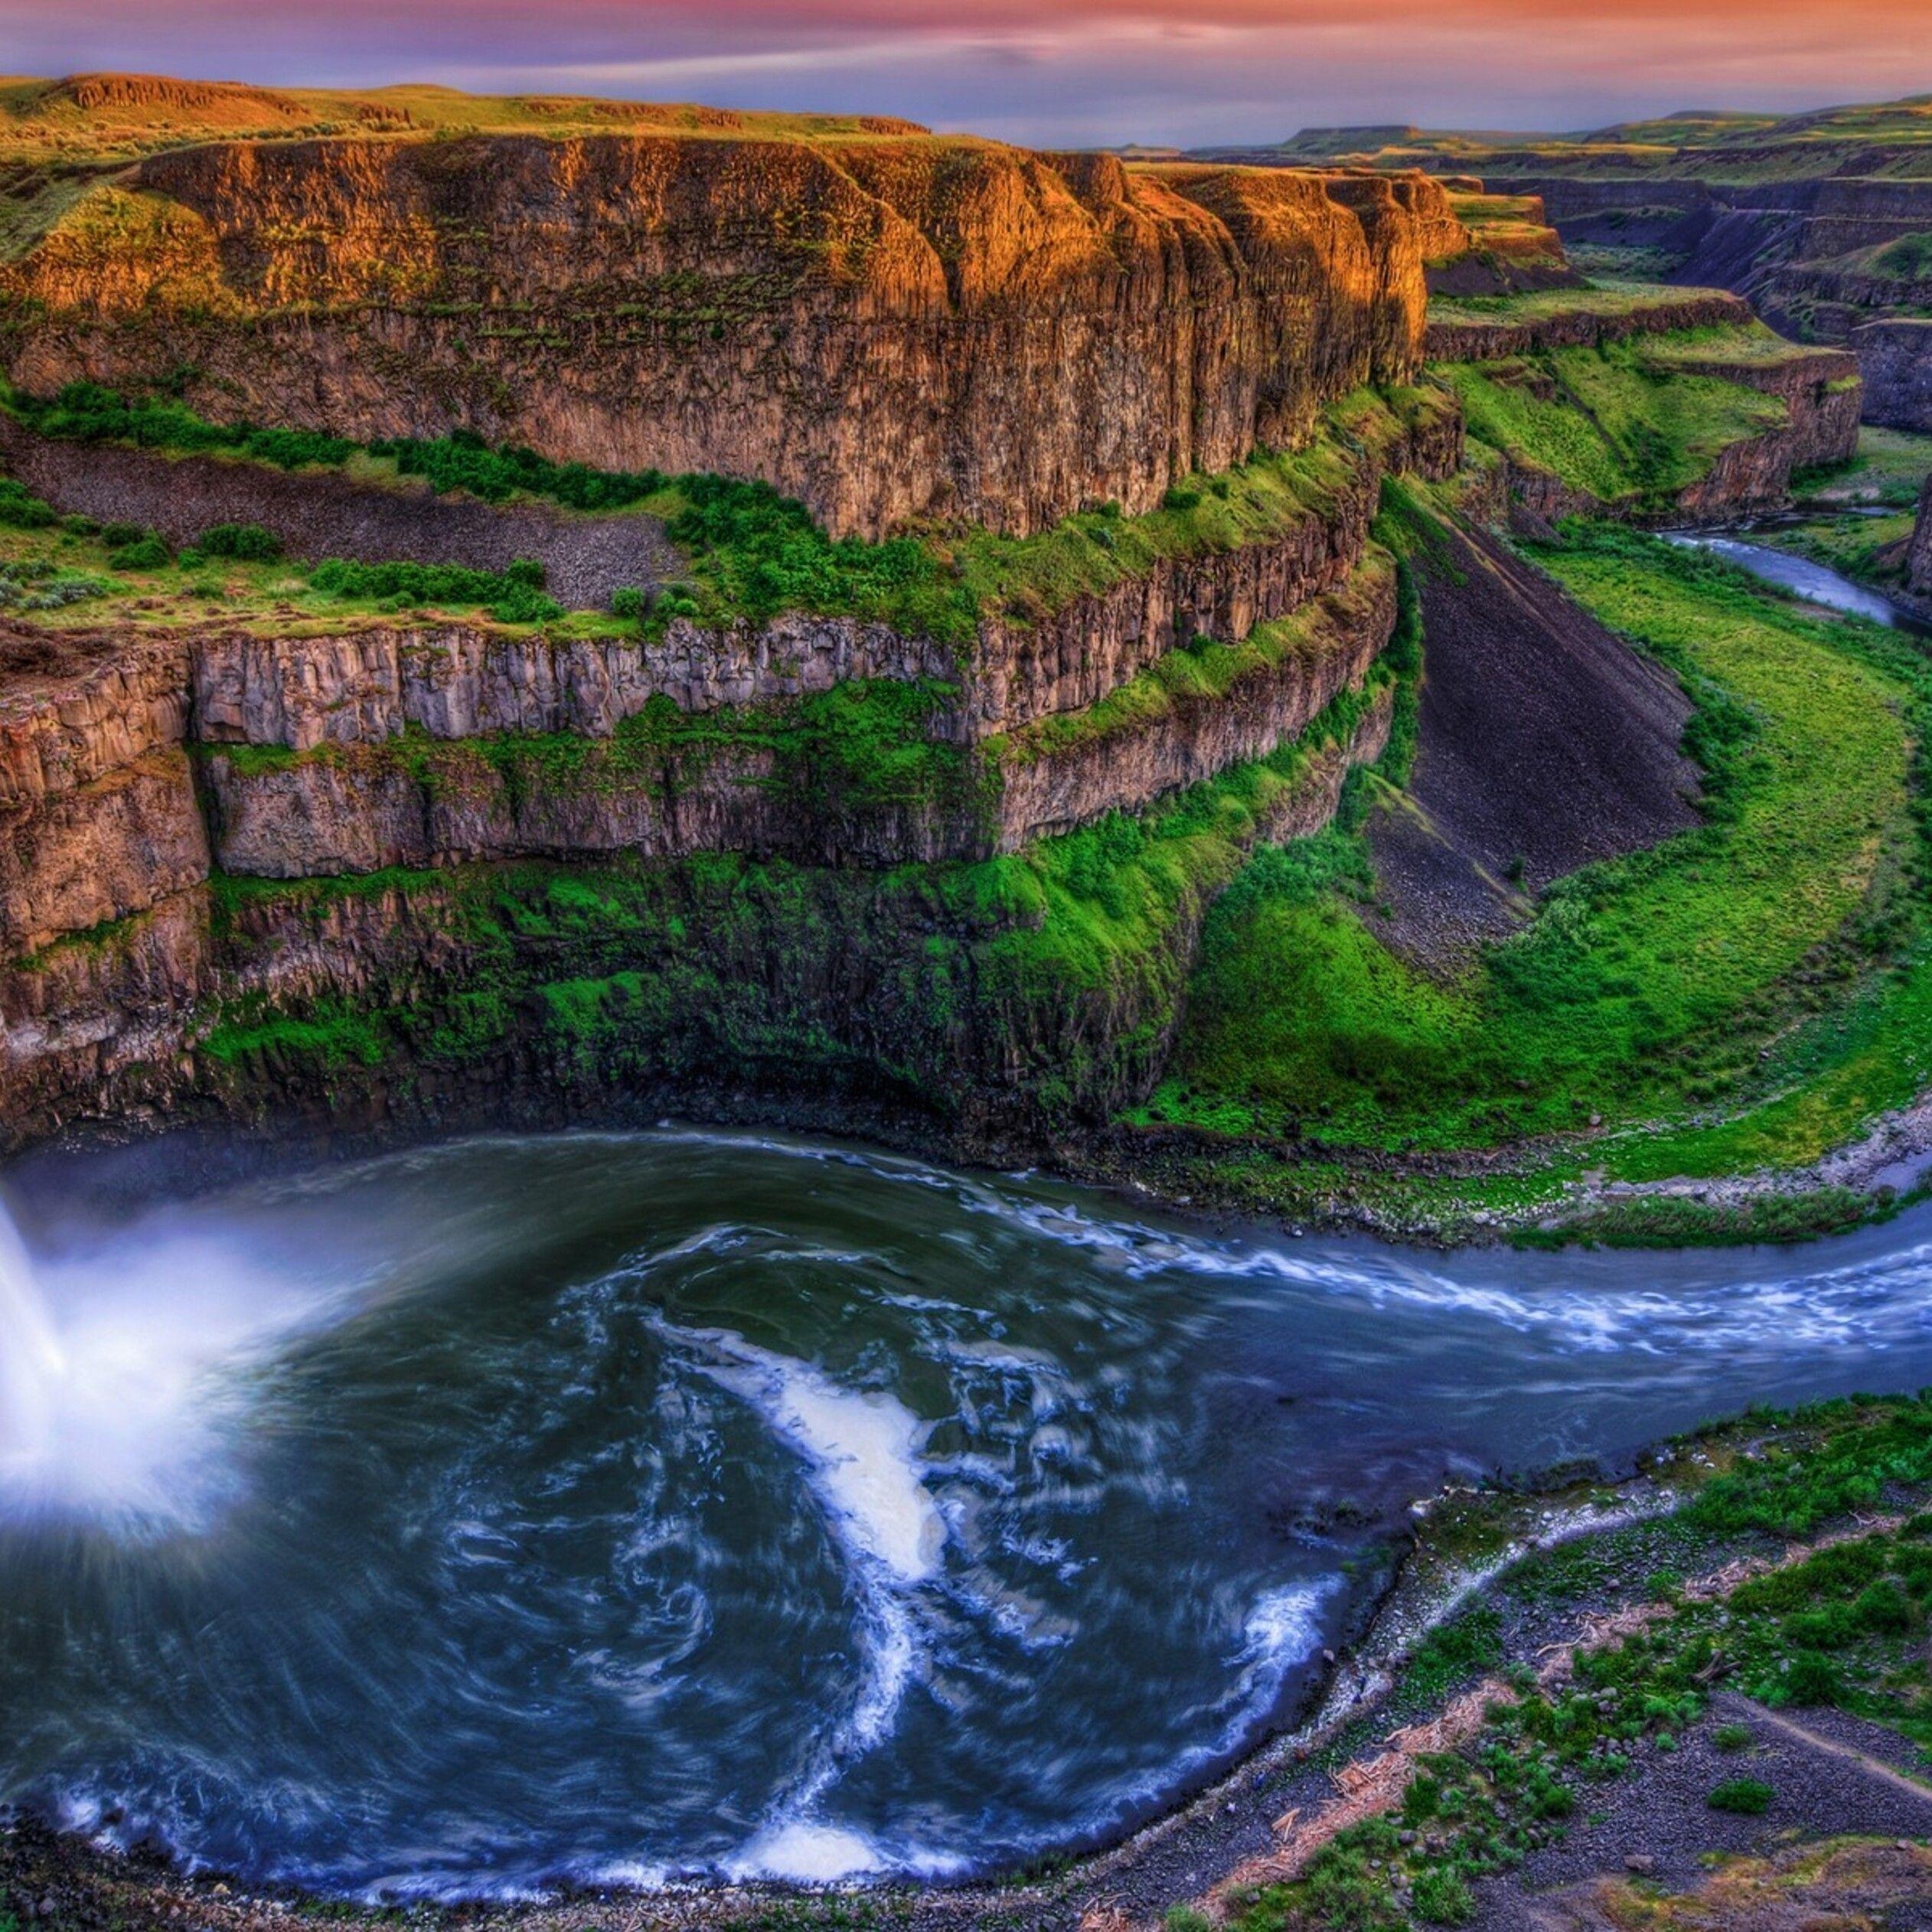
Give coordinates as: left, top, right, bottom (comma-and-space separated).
0, 377, 1447, 645
1231, 1395, 1932, 1932
1141, 527, 1931, 1174
1434, 331, 1786, 511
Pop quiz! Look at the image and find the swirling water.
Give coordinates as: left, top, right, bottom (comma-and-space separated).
6, 1130, 1932, 1898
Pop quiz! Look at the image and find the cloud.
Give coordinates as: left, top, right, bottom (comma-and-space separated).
6, 0, 1928, 146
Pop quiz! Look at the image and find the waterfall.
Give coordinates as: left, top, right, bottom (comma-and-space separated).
0, 1198, 64, 1468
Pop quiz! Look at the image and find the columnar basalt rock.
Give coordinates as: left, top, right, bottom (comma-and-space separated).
1908, 476, 1932, 612
1851, 321, 1932, 435
995, 555, 1397, 847
1, 135, 1466, 538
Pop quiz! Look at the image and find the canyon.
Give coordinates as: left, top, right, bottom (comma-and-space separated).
0, 125, 1464, 540
0, 71, 1906, 1250
1212, 97, 1932, 434
8, 67, 1932, 1932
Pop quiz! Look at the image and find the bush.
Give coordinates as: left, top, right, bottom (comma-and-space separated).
1853, 1578, 1916, 1634
195, 521, 284, 563
1161, 484, 1203, 512
1412, 1867, 1477, 1924
1708, 1776, 1774, 1814
10, 380, 355, 468
374, 426, 665, 511
1162, 1911, 1212, 1932
1712, 1722, 1754, 1752
0, 478, 56, 529
1780, 1651, 1841, 1706
108, 534, 171, 571
306, 554, 561, 624
609, 585, 646, 621
100, 520, 144, 547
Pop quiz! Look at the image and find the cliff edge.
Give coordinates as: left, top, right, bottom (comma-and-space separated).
0, 130, 1467, 538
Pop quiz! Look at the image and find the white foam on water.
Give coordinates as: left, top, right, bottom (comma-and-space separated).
656, 1318, 947, 1873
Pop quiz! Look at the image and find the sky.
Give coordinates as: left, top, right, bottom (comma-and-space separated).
5, 2, 1930, 149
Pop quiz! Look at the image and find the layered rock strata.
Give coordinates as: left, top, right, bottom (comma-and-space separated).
0, 135, 1466, 537
0, 696, 1392, 1157
1423, 291, 1750, 363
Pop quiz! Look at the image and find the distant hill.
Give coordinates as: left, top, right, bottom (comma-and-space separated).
0, 70, 930, 169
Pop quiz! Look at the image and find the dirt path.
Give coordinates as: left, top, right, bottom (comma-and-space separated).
1745, 1702, 1932, 1808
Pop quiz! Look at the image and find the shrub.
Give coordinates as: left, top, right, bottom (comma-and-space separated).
610, 585, 646, 621
195, 521, 284, 563
0, 478, 56, 528
1853, 1578, 1916, 1634
108, 534, 171, 571
10, 380, 356, 468
374, 426, 666, 511
306, 554, 561, 624
1780, 1651, 1841, 1706
1711, 1722, 1754, 1752
1162, 484, 1203, 512
1162, 1910, 1212, 1932
100, 521, 145, 547
1412, 1867, 1477, 1925
1708, 1776, 1774, 1814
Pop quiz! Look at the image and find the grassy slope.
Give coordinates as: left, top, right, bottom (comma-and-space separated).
1137, 528, 1932, 1190
1434, 331, 1788, 511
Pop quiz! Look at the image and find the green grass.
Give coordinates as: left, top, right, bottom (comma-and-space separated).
1141, 527, 1931, 1171
1425, 279, 1712, 328
1872, 232, 1932, 282
1434, 335, 1785, 511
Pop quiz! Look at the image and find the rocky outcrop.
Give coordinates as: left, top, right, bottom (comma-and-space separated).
0, 625, 189, 809
1909, 477, 1932, 606
1849, 320, 1932, 434
191, 615, 957, 749
997, 554, 1395, 844
0, 747, 207, 952
1424, 291, 1750, 363
0, 135, 1464, 538
1467, 335, 1860, 529
1465, 170, 1932, 430
1666, 346, 1864, 513
0, 693, 1392, 1160
195, 547, 1398, 870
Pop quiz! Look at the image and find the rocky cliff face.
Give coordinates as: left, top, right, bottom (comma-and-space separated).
1666, 346, 1865, 515
1851, 320, 1932, 435
1424, 290, 1751, 362
1483, 172, 1932, 431
0, 135, 1466, 538
1910, 476, 1932, 606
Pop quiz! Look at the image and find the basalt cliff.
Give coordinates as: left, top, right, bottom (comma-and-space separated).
1202, 96, 1932, 433
1, 127, 1464, 539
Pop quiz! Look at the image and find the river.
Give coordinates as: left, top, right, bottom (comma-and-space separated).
6, 1132, 1932, 1898
1666, 525, 1932, 636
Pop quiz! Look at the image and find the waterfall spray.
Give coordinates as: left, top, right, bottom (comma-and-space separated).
0, 1199, 64, 1468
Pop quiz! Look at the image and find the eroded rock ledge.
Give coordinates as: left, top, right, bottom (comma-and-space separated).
0, 137, 1470, 539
